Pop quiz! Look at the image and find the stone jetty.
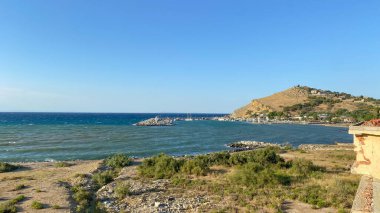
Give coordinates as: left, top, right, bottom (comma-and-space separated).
134, 117, 174, 126
228, 141, 284, 151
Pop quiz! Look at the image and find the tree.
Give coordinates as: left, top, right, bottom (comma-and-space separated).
375, 107, 380, 119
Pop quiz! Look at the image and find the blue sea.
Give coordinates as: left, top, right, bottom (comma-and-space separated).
0, 113, 352, 162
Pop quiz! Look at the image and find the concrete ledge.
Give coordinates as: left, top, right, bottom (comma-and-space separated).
373, 179, 380, 213
349, 126, 380, 135
352, 176, 373, 213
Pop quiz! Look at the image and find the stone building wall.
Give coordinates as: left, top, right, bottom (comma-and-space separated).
349, 119, 380, 213
349, 125, 380, 180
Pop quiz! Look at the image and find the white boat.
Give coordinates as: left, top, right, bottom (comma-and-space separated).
184, 114, 193, 121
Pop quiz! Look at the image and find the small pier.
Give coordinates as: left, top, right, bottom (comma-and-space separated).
134, 116, 174, 126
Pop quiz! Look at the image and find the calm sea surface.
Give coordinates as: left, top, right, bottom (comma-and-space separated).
0, 113, 352, 162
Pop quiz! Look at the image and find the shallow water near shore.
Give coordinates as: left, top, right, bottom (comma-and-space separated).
0, 113, 351, 162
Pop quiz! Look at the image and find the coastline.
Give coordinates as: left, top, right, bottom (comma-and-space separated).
0, 144, 358, 213
5, 140, 353, 165
317, 123, 351, 128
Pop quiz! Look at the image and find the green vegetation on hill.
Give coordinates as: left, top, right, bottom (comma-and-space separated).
283, 96, 380, 122
283, 96, 342, 113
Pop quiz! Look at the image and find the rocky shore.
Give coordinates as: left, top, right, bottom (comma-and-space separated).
97, 169, 214, 213
228, 141, 286, 151
134, 117, 174, 126
298, 143, 354, 151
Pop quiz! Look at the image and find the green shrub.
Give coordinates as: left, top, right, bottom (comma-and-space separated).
0, 203, 17, 213
115, 182, 131, 200
329, 179, 359, 208
231, 162, 264, 185
289, 179, 358, 209
0, 162, 19, 173
231, 162, 291, 187
247, 148, 283, 165
31, 201, 44, 209
292, 185, 329, 208
337, 208, 349, 213
228, 148, 284, 166
291, 158, 324, 176
71, 186, 92, 212
92, 170, 116, 189
181, 157, 210, 176
52, 205, 61, 209
54, 162, 72, 168
14, 184, 27, 191
138, 148, 285, 180
9, 195, 26, 204
170, 176, 193, 187
104, 153, 132, 169
94, 201, 108, 213
0, 195, 26, 213
138, 153, 183, 179
206, 152, 231, 166
228, 154, 248, 166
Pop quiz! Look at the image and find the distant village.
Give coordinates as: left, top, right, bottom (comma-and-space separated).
135, 87, 379, 126
220, 114, 355, 125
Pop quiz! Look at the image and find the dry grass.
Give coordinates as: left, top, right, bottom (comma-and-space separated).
281, 149, 355, 170
166, 149, 360, 212
0, 160, 102, 213
0, 149, 360, 212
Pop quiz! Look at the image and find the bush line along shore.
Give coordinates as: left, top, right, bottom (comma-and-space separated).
0, 145, 359, 213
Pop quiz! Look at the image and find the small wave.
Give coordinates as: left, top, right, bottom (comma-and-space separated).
8, 141, 16, 144
44, 158, 56, 162
28, 123, 34, 126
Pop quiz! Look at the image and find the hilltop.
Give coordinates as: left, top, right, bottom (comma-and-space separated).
231, 86, 380, 122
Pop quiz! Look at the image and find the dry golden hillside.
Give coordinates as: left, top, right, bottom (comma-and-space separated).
231, 86, 309, 118
231, 86, 380, 119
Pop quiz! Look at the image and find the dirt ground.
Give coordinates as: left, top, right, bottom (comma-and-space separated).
1, 149, 359, 212
0, 160, 101, 213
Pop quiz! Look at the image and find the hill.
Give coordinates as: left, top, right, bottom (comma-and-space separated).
231, 86, 380, 122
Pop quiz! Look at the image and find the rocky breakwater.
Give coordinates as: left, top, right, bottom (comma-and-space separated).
228, 141, 285, 151
134, 117, 174, 126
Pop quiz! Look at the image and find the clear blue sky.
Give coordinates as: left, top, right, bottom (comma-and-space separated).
1, 0, 379, 113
